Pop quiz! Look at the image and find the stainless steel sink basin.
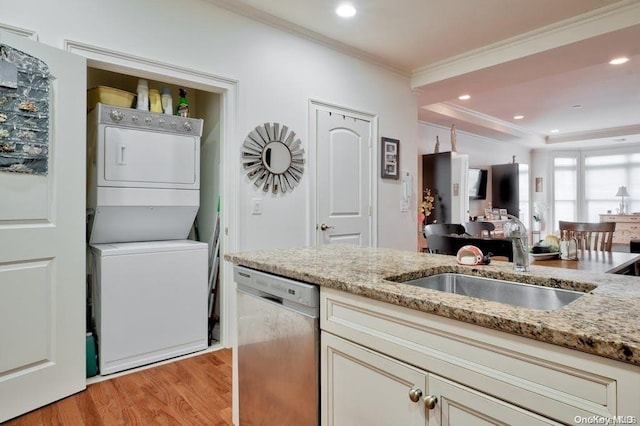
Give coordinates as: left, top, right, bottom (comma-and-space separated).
398, 273, 585, 310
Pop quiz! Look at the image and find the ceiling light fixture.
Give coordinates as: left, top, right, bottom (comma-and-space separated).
458, 94, 470, 100
550, 129, 559, 133
336, 3, 356, 18
513, 115, 524, 120
609, 57, 629, 65
571, 104, 583, 109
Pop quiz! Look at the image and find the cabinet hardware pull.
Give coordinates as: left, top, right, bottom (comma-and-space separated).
408, 387, 422, 403
424, 395, 438, 410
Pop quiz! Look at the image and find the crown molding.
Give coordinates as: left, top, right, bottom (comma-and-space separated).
421, 102, 544, 141
545, 124, 640, 144
204, 0, 410, 78
418, 120, 513, 146
411, 0, 640, 88
0, 23, 38, 40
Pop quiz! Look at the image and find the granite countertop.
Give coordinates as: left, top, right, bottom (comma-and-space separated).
225, 244, 640, 366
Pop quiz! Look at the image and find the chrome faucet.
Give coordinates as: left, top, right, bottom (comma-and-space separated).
502, 214, 530, 272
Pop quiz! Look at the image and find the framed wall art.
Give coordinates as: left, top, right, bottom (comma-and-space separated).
381, 137, 399, 179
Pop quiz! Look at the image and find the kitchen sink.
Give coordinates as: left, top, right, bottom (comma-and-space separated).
397, 273, 585, 310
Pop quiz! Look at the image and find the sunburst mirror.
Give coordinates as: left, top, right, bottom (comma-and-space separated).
241, 122, 305, 194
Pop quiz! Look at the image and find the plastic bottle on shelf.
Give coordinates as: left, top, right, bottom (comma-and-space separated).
161, 88, 173, 115
149, 89, 162, 113
176, 88, 189, 117
136, 79, 149, 111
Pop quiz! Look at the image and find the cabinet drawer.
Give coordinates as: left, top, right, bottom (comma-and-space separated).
320, 288, 640, 424
600, 215, 640, 223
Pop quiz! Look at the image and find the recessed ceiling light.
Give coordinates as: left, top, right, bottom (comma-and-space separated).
609, 57, 629, 65
336, 3, 356, 18
513, 115, 524, 120
550, 129, 559, 133
458, 94, 471, 100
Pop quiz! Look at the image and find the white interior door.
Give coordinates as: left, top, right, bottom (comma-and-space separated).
316, 109, 372, 246
0, 31, 86, 422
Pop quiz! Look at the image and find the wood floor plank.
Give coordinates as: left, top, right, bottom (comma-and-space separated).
4, 349, 233, 426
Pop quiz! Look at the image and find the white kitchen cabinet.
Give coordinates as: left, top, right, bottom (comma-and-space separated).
428, 374, 558, 425
322, 332, 428, 426
322, 332, 558, 426
320, 287, 640, 425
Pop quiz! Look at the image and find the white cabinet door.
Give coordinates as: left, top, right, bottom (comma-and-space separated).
0, 31, 86, 422
428, 374, 560, 426
322, 332, 428, 426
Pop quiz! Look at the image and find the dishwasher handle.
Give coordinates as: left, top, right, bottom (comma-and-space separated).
262, 295, 284, 305
237, 285, 318, 318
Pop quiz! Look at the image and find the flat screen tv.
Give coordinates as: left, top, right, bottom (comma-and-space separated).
468, 168, 488, 200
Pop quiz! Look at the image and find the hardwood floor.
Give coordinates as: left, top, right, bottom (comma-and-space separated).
5, 349, 233, 426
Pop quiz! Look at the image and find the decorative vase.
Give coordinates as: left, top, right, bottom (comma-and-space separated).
450, 125, 457, 152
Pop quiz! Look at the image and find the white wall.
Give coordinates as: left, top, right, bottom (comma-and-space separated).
1, 0, 418, 251
417, 122, 531, 217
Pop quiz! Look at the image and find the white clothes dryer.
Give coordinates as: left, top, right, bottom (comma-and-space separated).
87, 103, 204, 244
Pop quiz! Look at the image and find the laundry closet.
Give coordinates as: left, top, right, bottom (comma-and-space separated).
85, 67, 223, 377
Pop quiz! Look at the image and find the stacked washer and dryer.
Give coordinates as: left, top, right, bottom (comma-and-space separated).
87, 103, 208, 375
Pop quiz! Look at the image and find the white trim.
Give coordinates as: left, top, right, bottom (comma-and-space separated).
545, 124, 640, 144
62, 40, 239, 350
411, 0, 640, 88
418, 120, 512, 146
421, 102, 546, 144
308, 99, 378, 248
206, 0, 409, 78
0, 23, 38, 40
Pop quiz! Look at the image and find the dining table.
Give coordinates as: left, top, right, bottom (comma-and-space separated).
530, 250, 640, 275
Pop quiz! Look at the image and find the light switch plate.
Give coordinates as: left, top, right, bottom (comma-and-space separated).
251, 198, 262, 215
400, 199, 409, 212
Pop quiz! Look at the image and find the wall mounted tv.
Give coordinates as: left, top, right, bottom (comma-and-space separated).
468, 168, 488, 200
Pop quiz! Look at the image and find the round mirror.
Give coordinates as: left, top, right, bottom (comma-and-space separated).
263, 141, 291, 174
241, 122, 305, 194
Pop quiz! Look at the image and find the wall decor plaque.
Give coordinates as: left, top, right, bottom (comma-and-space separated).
0, 43, 50, 175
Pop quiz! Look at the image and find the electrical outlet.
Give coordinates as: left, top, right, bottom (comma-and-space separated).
251, 198, 262, 215
400, 199, 409, 212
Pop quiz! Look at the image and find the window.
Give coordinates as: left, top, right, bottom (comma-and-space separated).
553, 156, 577, 231
518, 163, 529, 225
551, 148, 639, 233
585, 152, 640, 219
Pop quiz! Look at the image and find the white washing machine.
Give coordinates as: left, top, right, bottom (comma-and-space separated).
91, 240, 208, 375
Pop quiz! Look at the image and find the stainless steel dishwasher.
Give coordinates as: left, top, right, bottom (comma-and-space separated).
234, 265, 319, 425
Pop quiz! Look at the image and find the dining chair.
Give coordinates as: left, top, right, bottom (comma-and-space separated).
558, 221, 616, 251
425, 234, 514, 261
464, 221, 495, 238
423, 223, 466, 238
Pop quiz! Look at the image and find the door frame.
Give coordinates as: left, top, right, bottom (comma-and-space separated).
308, 99, 378, 247
63, 40, 239, 349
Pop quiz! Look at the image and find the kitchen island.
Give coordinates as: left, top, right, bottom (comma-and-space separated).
226, 244, 640, 425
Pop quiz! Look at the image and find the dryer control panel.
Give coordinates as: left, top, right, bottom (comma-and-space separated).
95, 103, 203, 137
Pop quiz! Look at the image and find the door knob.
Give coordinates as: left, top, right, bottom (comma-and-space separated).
320, 223, 334, 231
